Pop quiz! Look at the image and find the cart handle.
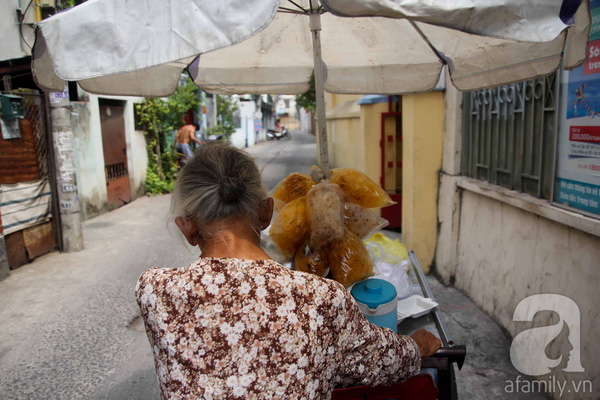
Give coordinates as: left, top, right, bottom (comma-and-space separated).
432, 345, 467, 370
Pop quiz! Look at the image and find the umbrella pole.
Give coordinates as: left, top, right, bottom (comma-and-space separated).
309, 11, 330, 180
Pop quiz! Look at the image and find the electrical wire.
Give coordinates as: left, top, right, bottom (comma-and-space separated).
19, 0, 35, 50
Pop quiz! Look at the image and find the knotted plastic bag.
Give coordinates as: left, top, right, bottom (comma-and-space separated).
344, 203, 389, 239
272, 173, 315, 203
306, 182, 345, 249
331, 168, 395, 208
365, 233, 412, 299
294, 241, 329, 277
269, 197, 309, 258
328, 230, 375, 288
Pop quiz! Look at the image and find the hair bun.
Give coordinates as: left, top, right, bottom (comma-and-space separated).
219, 176, 246, 202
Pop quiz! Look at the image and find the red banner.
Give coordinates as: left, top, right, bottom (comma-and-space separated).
585, 40, 600, 75
570, 126, 600, 143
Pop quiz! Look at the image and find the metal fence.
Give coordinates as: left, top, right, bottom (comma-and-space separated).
461, 72, 558, 199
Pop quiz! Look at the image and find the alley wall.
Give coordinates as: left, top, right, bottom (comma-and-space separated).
435, 76, 600, 400
71, 91, 147, 220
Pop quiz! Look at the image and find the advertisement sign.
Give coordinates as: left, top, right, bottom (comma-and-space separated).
554, 1, 600, 216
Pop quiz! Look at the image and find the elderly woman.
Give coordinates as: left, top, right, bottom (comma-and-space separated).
136, 142, 440, 399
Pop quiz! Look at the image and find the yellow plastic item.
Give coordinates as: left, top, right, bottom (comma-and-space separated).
330, 168, 395, 208
269, 197, 310, 258
273, 173, 316, 204
365, 232, 409, 266
294, 241, 329, 277
328, 230, 375, 288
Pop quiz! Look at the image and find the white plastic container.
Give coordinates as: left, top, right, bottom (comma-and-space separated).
397, 295, 438, 319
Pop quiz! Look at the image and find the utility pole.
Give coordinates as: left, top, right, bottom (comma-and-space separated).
48, 87, 83, 252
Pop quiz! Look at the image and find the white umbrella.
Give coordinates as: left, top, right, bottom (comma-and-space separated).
32, 0, 590, 175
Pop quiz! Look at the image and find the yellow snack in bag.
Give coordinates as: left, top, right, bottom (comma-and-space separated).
328, 230, 375, 287
294, 241, 329, 277
344, 203, 389, 239
307, 182, 345, 249
269, 197, 309, 258
331, 168, 395, 208
273, 173, 316, 204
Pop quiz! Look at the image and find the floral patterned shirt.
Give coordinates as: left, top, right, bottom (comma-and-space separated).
135, 257, 421, 400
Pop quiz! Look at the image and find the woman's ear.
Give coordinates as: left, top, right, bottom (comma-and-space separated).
175, 217, 200, 246
258, 197, 274, 231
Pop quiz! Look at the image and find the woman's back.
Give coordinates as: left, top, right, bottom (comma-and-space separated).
136, 257, 420, 400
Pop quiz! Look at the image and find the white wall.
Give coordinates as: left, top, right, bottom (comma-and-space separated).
230, 100, 256, 149
72, 89, 146, 219
0, 1, 35, 62
435, 76, 600, 399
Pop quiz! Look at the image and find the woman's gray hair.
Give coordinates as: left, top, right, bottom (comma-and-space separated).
170, 142, 267, 236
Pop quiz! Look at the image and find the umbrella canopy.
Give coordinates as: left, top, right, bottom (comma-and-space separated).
31, 0, 590, 177
33, 0, 589, 96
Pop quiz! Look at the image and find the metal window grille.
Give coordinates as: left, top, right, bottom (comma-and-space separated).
461, 73, 558, 199
1, 90, 50, 179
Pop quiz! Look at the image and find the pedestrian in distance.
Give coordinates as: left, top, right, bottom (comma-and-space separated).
135, 142, 440, 399
174, 122, 203, 160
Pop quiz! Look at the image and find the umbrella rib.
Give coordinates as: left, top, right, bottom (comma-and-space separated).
286, 0, 309, 13
278, 6, 306, 14
409, 20, 447, 66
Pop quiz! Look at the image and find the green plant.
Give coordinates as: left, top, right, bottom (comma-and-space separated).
136, 78, 202, 194
145, 168, 175, 195
59, 0, 87, 11
295, 74, 316, 112
215, 94, 239, 140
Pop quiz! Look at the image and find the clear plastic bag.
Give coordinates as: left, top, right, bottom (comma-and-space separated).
328, 230, 375, 288
365, 233, 412, 299
344, 203, 389, 239
331, 168, 396, 208
294, 241, 329, 277
269, 196, 310, 258
306, 182, 345, 249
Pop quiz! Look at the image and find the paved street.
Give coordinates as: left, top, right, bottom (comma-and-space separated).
0, 130, 536, 399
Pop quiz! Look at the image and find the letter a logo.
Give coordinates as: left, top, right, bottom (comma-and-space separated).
510, 294, 585, 376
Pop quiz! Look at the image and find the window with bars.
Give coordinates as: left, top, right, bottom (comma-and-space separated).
461, 73, 558, 200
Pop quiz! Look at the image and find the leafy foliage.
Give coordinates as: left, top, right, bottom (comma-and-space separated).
212, 94, 239, 140
295, 74, 316, 112
59, 0, 87, 11
136, 78, 202, 195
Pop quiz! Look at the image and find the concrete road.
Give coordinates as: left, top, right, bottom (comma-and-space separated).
0, 130, 537, 399
244, 130, 318, 191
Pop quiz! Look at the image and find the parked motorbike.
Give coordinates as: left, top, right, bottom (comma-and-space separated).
266, 127, 291, 140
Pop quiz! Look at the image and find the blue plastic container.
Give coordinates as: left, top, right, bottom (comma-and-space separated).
351, 279, 398, 333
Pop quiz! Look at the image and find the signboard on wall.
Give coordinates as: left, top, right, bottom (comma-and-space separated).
554, 1, 600, 217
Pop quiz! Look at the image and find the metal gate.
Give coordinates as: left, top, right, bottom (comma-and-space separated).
99, 99, 131, 208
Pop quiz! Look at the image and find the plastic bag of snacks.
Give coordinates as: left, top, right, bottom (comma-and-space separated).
306, 182, 345, 249
331, 168, 396, 208
294, 241, 329, 277
328, 230, 375, 287
269, 197, 309, 258
272, 173, 315, 203
344, 203, 389, 239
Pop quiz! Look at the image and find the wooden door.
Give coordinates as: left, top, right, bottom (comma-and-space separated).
99, 99, 131, 208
